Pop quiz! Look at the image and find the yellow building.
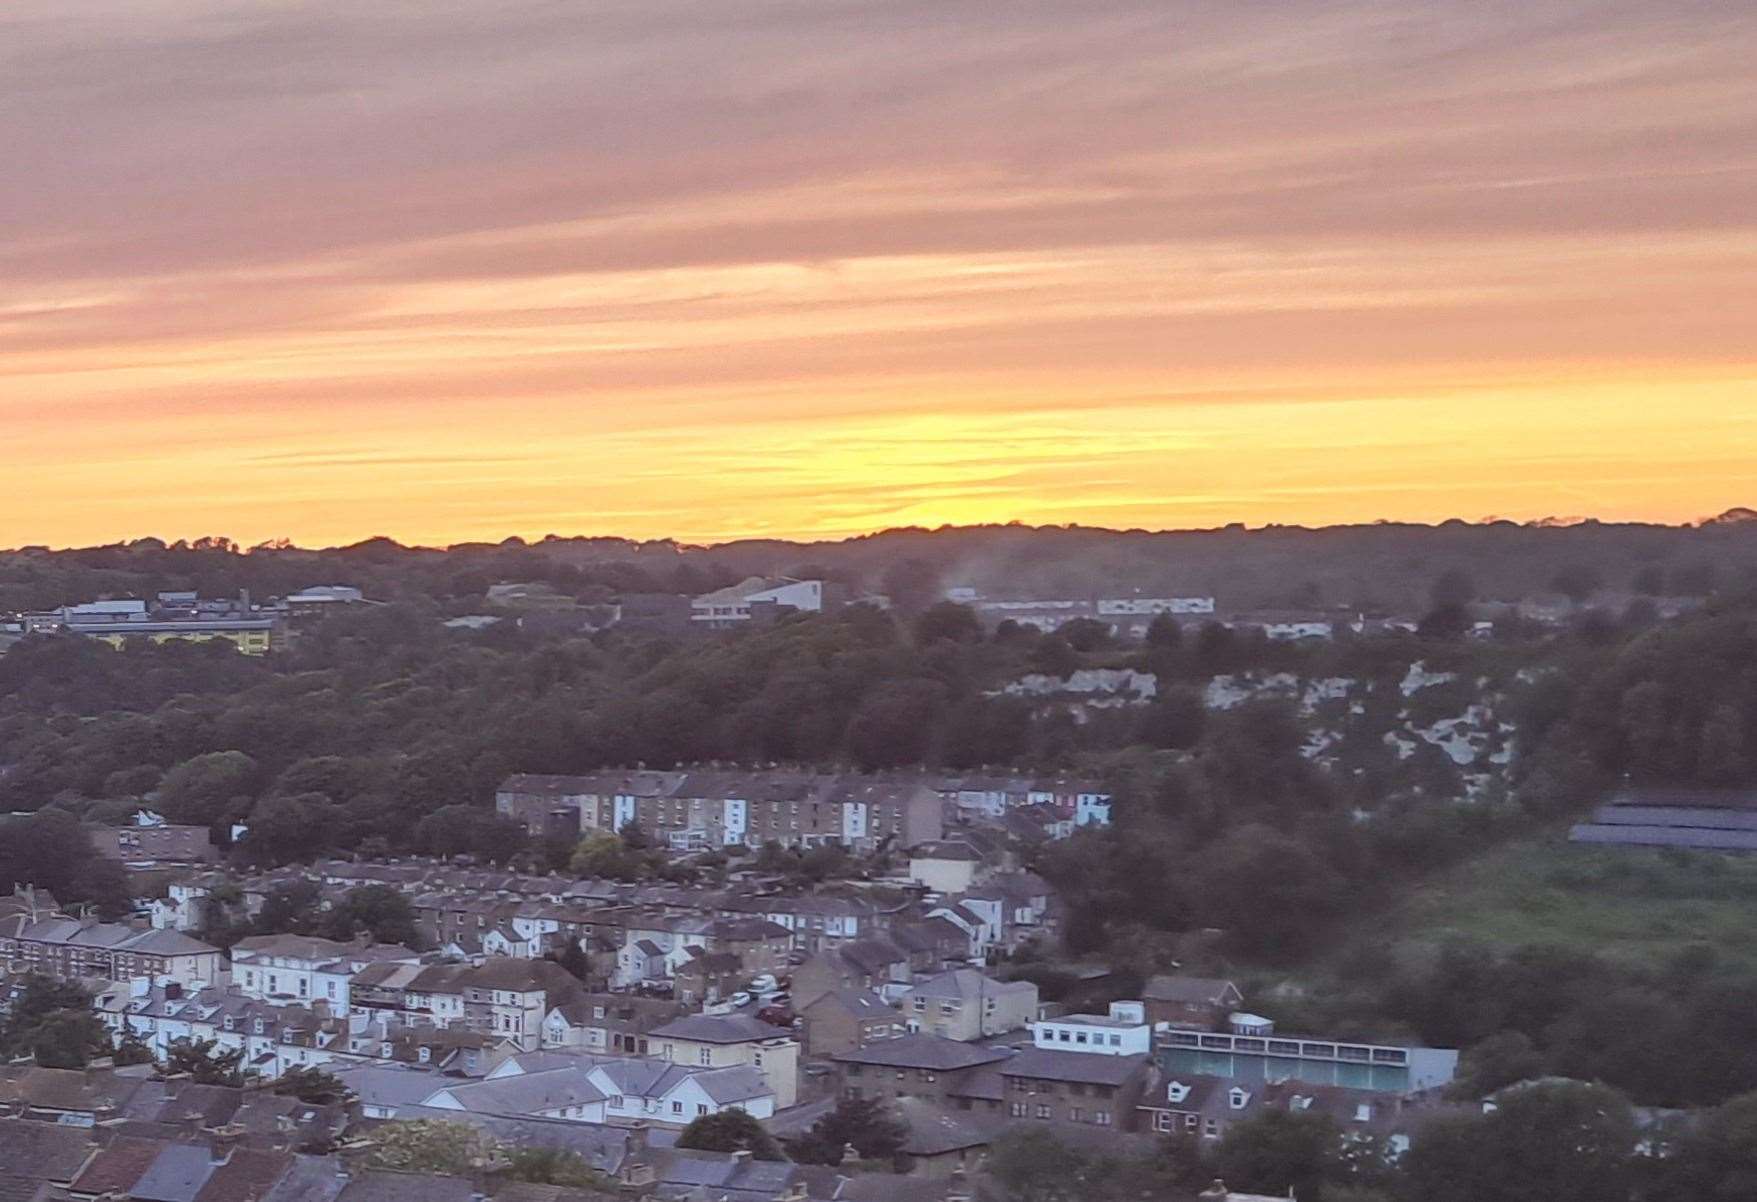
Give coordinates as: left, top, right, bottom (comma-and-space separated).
79, 620, 282, 655
650, 1013, 800, 1109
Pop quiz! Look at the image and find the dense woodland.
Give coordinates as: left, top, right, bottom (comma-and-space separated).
3, 514, 1756, 616
5, 530, 1757, 1120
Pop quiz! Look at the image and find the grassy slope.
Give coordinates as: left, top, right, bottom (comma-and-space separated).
1377, 836, 1757, 974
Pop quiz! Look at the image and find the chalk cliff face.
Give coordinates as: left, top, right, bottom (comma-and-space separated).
999, 669, 1159, 700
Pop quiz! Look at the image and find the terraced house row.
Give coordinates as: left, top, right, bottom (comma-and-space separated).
494, 767, 1112, 850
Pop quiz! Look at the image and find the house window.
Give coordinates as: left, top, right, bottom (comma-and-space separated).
1035, 1105, 1051, 1120
699, 1048, 712, 1065
1009, 1103, 1028, 1118
672, 1101, 683, 1114
1071, 1107, 1084, 1122
1094, 1111, 1111, 1126
697, 1104, 709, 1115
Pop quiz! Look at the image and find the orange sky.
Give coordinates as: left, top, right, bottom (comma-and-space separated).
3, 1, 1755, 548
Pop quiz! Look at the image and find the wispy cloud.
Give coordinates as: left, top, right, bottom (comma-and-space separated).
1, 0, 1754, 545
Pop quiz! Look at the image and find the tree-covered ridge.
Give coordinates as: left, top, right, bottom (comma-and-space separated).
3, 514, 1754, 619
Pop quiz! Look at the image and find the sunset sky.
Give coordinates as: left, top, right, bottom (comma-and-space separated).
3, 0, 1755, 548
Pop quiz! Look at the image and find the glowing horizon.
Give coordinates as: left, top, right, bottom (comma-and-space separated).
4, 1, 1755, 548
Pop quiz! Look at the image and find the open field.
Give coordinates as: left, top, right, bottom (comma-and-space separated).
1379, 836, 1757, 974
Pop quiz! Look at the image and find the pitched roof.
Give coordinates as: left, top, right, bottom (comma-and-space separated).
0, 1118, 95, 1183
1142, 975, 1241, 1006
803, 990, 893, 1020
334, 1170, 474, 1202
836, 938, 906, 976
6, 1065, 145, 1114
998, 1047, 1149, 1086
429, 1068, 607, 1115
649, 1014, 786, 1045
131, 1143, 218, 1202
909, 841, 983, 862
196, 1149, 296, 1202
493, 1185, 618, 1202
461, 957, 581, 994
231, 934, 359, 960
70, 1137, 166, 1196
892, 1096, 1005, 1156
832, 1034, 1009, 1072
328, 1066, 448, 1111
258, 1154, 350, 1202
692, 1065, 772, 1105
903, 969, 1032, 1005
117, 929, 221, 956
392, 1109, 634, 1177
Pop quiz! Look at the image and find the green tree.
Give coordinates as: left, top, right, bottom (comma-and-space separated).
913, 601, 983, 645
1450, 1031, 1546, 1099
0, 976, 105, 1065
160, 1037, 246, 1085
113, 1031, 157, 1067
1401, 1081, 1636, 1202
1550, 564, 1605, 604
1431, 568, 1477, 608
788, 1095, 908, 1165
362, 1120, 497, 1176
157, 750, 261, 827
1145, 613, 1184, 650
1215, 1108, 1341, 1201
254, 879, 322, 935
323, 885, 421, 947
985, 1129, 1093, 1202
413, 804, 529, 863
273, 1065, 353, 1105
1135, 686, 1206, 749
570, 832, 658, 881
1059, 618, 1111, 652
676, 1109, 784, 1160
1650, 1090, 1757, 1202
1630, 565, 1666, 596
503, 1146, 618, 1190
0, 810, 131, 915
1192, 824, 1347, 961
844, 679, 945, 770
1028, 634, 1080, 678
237, 793, 345, 866
27, 1010, 114, 1069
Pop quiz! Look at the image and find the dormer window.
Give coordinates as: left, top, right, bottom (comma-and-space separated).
1166, 1081, 1190, 1104
1354, 1103, 1372, 1122
1229, 1088, 1250, 1110
419, 1047, 431, 1063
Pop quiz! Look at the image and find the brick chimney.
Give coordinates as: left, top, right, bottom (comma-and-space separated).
207, 1124, 245, 1163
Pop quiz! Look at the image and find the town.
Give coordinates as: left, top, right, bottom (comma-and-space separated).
3, 523, 1756, 1202
0, 769, 1464, 1202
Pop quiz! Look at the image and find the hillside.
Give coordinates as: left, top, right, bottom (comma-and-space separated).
4, 513, 1757, 617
